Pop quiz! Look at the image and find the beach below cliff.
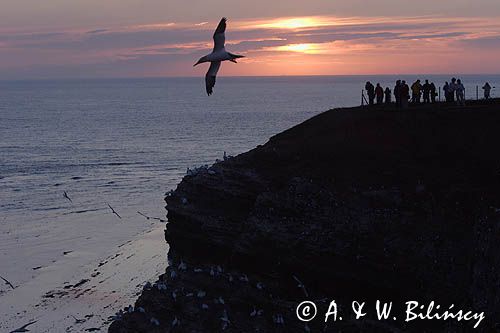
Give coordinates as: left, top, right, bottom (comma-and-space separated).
0, 225, 167, 332
109, 99, 500, 332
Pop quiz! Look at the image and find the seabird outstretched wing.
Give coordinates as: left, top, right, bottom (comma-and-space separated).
63, 191, 72, 203
213, 17, 226, 51
1, 274, 15, 289
107, 203, 122, 219
9, 321, 37, 333
205, 61, 221, 96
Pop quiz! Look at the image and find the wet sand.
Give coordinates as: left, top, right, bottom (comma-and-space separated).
0, 225, 167, 332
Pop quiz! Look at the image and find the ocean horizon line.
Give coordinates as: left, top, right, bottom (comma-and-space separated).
1, 73, 500, 82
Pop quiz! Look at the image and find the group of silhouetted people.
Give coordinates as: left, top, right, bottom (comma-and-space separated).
364, 78, 494, 108
442, 78, 466, 106
396, 79, 438, 107
364, 82, 394, 106
365, 79, 438, 108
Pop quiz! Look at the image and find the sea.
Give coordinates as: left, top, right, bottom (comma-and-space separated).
0, 75, 498, 331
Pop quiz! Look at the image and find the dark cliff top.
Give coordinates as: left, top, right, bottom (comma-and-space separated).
238, 98, 500, 189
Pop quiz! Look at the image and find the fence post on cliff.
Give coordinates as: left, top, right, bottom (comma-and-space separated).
476, 86, 479, 100
439, 87, 441, 102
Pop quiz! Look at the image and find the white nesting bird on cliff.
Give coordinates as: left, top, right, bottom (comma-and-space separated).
194, 17, 245, 95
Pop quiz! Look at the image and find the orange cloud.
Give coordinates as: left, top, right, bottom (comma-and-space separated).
1, 14, 500, 78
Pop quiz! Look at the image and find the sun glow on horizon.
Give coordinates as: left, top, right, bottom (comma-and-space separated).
250, 17, 334, 30
274, 43, 318, 53
263, 18, 320, 29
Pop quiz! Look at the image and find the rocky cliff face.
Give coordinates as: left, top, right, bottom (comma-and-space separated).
109, 101, 500, 332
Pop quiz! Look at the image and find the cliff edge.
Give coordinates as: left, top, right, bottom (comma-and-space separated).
110, 100, 500, 332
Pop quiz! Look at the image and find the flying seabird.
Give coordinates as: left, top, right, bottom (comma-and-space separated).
150, 317, 160, 326
9, 321, 37, 333
220, 309, 230, 330
106, 203, 122, 219
178, 260, 187, 271
137, 211, 167, 223
1, 274, 15, 289
292, 275, 309, 297
63, 191, 73, 203
194, 17, 245, 95
137, 211, 150, 220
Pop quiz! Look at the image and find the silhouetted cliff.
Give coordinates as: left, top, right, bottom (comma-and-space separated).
110, 100, 500, 332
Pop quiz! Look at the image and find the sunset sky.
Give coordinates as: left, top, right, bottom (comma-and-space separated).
1, 0, 500, 78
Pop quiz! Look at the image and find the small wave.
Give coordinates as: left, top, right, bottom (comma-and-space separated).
33, 206, 63, 212
63, 208, 102, 215
105, 162, 141, 166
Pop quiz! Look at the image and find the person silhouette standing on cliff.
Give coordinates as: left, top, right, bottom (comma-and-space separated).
482, 82, 492, 99
456, 79, 465, 106
430, 82, 437, 103
422, 80, 431, 103
411, 80, 422, 104
444, 82, 451, 102
384, 87, 392, 104
449, 78, 458, 103
401, 80, 410, 108
365, 81, 375, 105
375, 83, 384, 104
394, 80, 402, 108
